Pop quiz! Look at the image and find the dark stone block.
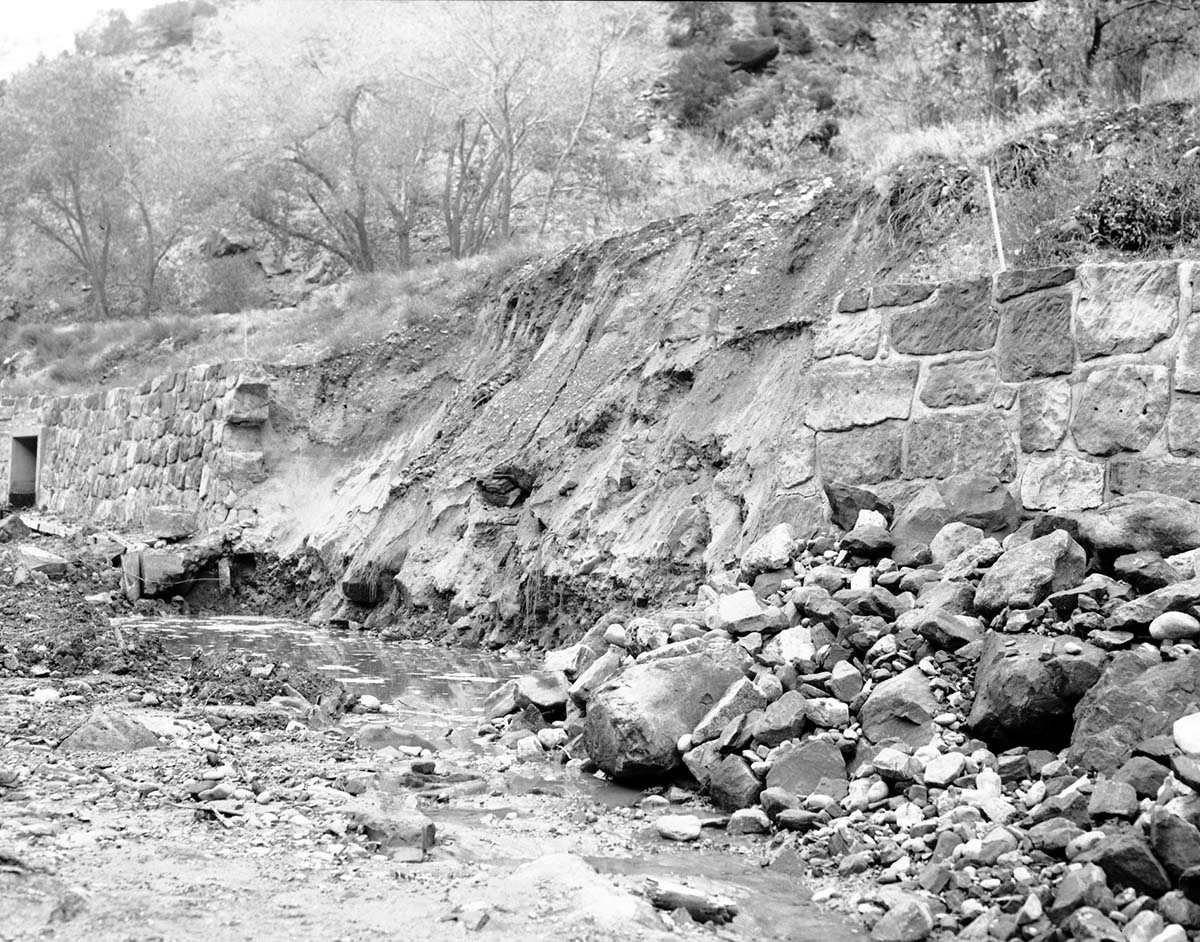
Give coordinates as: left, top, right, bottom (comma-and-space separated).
871, 282, 935, 308
1109, 457, 1200, 504
890, 278, 996, 355
837, 288, 869, 313
823, 481, 894, 531
816, 422, 904, 486
996, 289, 1074, 381
904, 411, 1017, 481
995, 266, 1075, 303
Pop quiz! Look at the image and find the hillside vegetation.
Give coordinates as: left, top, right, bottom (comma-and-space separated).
2, 0, 1200, 391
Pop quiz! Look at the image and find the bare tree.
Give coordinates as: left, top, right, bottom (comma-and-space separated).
0, 57, 128, 316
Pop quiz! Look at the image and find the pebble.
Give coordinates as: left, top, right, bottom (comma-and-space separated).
536, 727, 568, 750
1150, 611, 1200, 641
727, 808, 770, 834
604, 624, 627, 648
923, 752, 965, 788
1174, 712, 1200, 755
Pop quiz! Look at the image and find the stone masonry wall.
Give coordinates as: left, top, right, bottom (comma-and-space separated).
0, 361, 270, 530
812, 260, 1200, 513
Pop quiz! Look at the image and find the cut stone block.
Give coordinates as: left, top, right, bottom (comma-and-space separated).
1019, 453, 1105, 512
813, 310, 882, 360
1108, 457, 1200, 504
890, 278, 996, 354
996, 289, 1074, 381
919, 356, 997, 408
805, 362, 917, 432
1168, 394, 1200, 458
905, 411, 1017, 481
816, 422, 904, 485
1020, 379, 1072, 453
1071, 365, 1168, 456
1075, 262, 1178, 360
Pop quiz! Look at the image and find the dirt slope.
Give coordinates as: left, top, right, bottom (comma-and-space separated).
245, 176, 871, 642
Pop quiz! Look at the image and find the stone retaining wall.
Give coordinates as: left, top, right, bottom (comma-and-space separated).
0, 361, 270, 530
813, 261, 1200, 512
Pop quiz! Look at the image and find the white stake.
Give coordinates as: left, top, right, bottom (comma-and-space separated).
983, 165, 1007, 272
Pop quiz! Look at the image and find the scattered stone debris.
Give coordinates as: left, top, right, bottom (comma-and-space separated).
489, 489, 1200, 942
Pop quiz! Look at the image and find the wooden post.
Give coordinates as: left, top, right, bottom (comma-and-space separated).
983, 165, 1007, 272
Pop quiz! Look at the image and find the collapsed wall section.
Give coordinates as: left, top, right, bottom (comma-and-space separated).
0, 361, 271, 531
811, 261, 1200, 514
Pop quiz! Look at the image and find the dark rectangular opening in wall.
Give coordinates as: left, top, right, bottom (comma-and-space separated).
9, 435, 38, 508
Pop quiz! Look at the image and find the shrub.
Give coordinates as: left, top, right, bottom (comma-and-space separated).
712, 60, 838, 167
74, 11, 137, 56
200, 256, 266, 314
138, 1, 198, 47
1077, 161, 1200, 251
754, 2, 814, 56
665, 48, 746, 127
666, 1, 733, 48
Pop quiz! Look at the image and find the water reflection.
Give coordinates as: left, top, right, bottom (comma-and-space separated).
117, 615, 530, 731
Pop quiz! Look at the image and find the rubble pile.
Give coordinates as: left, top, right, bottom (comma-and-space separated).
490, 489, 1200, 942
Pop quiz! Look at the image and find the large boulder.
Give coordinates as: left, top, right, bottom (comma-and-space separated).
739, 523, 795, 579
58, 710, 159, 752
974, 530, 1086, 615
966, 633, 1106, 749
1070, 651, 1200, 774
889, 483, 951, 553
583, 640, 750, 781
936, 473, 1019, 534
1075, 831, 1171, 897
859, 667, 939, 748
705, 589, 771, 634
823, 482, 893, 531
765, 737, 847, 796
1106, 577, 1200, 632
1039, 492, 1200, 561
514, 672, 570, 716
708, 755, 763, 811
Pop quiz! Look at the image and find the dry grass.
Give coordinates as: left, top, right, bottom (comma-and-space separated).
839, 100, 1082, 180
0, 242, 547, 396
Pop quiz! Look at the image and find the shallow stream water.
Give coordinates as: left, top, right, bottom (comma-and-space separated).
119, 614, 531, 736
115, 615, 865, 940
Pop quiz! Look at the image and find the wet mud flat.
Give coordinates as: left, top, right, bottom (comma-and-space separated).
0, 617, 864, 942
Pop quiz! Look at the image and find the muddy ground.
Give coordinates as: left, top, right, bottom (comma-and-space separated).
0, 542, 865, 942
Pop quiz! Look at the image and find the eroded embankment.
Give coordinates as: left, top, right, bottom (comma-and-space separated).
250, 176, 861, 639
8, 165, 1200, 647
250, 193, 1200, 654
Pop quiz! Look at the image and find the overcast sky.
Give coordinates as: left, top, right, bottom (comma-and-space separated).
2, 1, 163, 77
